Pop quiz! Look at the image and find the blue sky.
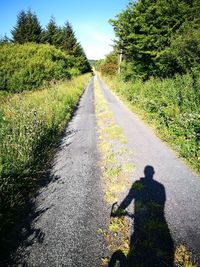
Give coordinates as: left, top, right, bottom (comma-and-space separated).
0, 0, 129, 59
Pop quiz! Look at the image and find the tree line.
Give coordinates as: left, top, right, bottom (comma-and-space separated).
1, 10, 89, 63
0, 10, 91, 92
97, 0, 200, 82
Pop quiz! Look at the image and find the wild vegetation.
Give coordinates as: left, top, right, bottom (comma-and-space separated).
96, 0, 200, 173
0, 43, 73, 92
0, 74, 90, 251
0, 9, 91, 255
0, 10, 91, 93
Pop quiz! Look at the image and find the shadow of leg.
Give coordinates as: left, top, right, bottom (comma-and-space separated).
108, 250, 127, 267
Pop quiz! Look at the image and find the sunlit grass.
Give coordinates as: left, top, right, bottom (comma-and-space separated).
94, 76, 133, 261
102, 74, 200, 174
0, 74, 90, 236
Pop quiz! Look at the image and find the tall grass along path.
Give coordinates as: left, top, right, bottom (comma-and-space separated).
1, 77, 109, 266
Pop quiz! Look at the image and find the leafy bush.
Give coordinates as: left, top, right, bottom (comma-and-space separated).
0, 43, 75, 92
95, 52, 118, 75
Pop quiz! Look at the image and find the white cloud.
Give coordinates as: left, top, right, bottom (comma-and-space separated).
84, 44, 113, 60
77, 24, 114, 59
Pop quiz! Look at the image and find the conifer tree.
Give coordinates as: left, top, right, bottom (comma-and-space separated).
61, 22, 78, 55
74, 43, 91, 73
12, 10, 42, 43
42, 16, 63, 46
0, 34, 10, 44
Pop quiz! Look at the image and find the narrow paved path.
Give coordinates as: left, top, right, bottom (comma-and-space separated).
8, 76, 200, 266
13, 77, 108, 266
97, 76, 200, 264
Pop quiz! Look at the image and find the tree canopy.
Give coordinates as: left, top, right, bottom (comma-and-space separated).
110, 0, 200, 80
9, 10, 91, 74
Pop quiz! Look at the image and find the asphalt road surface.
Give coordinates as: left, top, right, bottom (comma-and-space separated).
10, 77, 108, 266
97, 76, 200, 265
5, 76, 200, 266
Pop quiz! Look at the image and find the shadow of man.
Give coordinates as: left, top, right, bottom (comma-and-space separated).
109, 165, 174, 267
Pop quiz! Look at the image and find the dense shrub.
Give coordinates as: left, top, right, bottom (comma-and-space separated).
95, 52, 118, 75
0, 43, 75, 92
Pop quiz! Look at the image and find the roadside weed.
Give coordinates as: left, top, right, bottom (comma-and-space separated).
103, 74, 200, 174
0, 74, 89, 239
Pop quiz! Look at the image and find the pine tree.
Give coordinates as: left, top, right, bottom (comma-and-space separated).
61, 22, 78, 55
42, 16, 63, 46
11, 10, 27, 43
12, 10, 42, 43
74, 43, 91, 73
0, 34, 10, 44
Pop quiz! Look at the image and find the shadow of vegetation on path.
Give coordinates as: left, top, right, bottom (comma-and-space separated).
0, 172, 58, 266
108, 165, 174, 267
0, 124, 80, 265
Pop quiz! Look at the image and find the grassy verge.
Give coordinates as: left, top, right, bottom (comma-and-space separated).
0, 74, 90, 247
94, 76, 134, 266
101, 74, 200, 174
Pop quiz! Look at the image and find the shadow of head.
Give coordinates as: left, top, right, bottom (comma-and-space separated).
108, 250, 127, 267
144, 165, 155, 179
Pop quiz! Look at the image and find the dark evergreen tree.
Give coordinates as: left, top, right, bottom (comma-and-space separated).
12, 10, 42, 43
59, 22, 91, 72
0, 34, 10, 44
74, 43, 91, 73
42, 16, 63, 46
11, 10, 27, 43
61, 22, 78, 55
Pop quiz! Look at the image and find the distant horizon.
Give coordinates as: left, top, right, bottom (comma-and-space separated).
0, 0, 129, 59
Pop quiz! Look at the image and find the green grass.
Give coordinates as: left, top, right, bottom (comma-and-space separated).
102, 74, 200, 174
0, 74, 90, 241
94, 76, 134, 265
94, 77, 133, 203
